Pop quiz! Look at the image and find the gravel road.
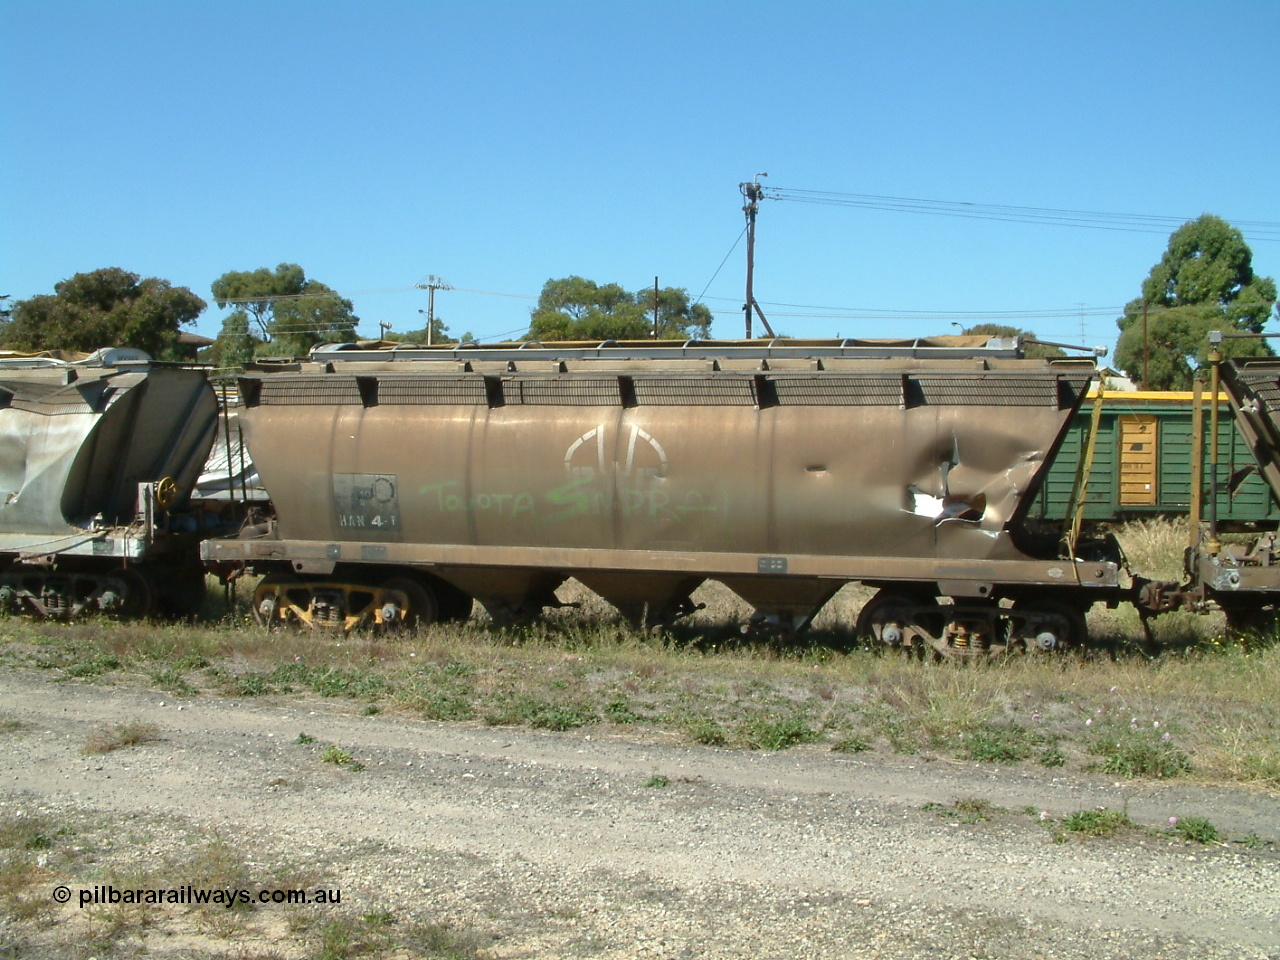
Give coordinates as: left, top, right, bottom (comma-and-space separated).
1, 669, 1277, 959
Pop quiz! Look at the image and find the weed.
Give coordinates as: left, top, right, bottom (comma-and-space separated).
186, 838, 251, 894
959, 723, 1041, 763
924, 798, 997, 824
233, 673, 271, 697
64, 652, 122, 678
362, 704, 381, 716
403, 919, 485, 959
320, 745, 364, 771
1062, 808, 1132, 837
148, 667, 195, 695
1234, 832, 1270, 849
409, 689, 476, 722
953, 797, 996, 823
1038, 744, 1067, 767
0, 858, 52, 922
394, 663, 476, 722
737, 712, 820, 751
83, 720, 160, 755
831, 731, 871, 753
1089, 728, 1192, 779
270, 663, 390, 700
313, 917, 359, 960
0, 812, 53, 850
644, 774, 670, 789
439, 660, 475, 679
604, 694, 642, 724
483, 695, 597, 731
294, 732, 316, 744
1236, 752, 1280, 784
683, 715, 728, 746
1170, 816, 1220, 844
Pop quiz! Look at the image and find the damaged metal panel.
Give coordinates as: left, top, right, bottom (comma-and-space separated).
0, 355, 217, 553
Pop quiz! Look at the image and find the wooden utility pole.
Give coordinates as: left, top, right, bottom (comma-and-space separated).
1142, 299, 1149, 389
414, 275, 453, 346
739, 176, 775, 340
652, 276, 660, 339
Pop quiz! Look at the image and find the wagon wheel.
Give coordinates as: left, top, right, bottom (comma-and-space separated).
1010, 598, 1088, 653
152, 562, 208, 619
378, 576, 438, 632
855, 591, 939, 657
115, 568, 156, 620
431, 578, 475, 623
252, 573, 297, 629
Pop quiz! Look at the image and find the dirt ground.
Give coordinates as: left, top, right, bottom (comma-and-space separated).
1, 667, 1277, 959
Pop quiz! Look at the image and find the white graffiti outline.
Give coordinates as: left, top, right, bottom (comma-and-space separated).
564, 424, 668, 479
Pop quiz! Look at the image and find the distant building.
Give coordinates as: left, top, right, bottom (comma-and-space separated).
1099, 368, 1137, 391
177, 331, 216, 361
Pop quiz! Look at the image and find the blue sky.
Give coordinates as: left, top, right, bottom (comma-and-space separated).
2, 1, 1278, 353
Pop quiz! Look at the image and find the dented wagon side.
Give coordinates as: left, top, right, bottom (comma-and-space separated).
0, 349, 220, 618
202, 337, 1128, 655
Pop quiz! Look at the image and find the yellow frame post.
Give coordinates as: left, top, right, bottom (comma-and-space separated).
1068, 385, 1105, 555
1207, 332, 1222, 556
1189, 377, 1204, 550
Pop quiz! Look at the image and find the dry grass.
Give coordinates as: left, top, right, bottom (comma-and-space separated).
82, 720, 161, 755
0, 802, 478, 960
1113, 516, 1192, 582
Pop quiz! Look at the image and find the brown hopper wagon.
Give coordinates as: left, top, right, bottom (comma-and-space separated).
203, 337, 1134, 656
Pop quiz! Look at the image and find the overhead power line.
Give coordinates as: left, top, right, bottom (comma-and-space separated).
694, 294, 1127, 319
766, 188, 1280, 242
216, 292, 350, 305
693, 225, 747, 307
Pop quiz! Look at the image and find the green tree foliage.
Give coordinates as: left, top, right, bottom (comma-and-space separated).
528, 276, 713, 341
2, 268, 205, 358
383, 316, 461, 345
210, 263, 359, 364
1114, 215, 1277, 389
961, 323, 1065, 359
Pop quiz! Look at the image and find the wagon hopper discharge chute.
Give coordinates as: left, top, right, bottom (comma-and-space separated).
0, 349, 219, 618
202, 337, 1128, 654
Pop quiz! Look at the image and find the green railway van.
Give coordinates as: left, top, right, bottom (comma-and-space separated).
1030, 391, 1280, 527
